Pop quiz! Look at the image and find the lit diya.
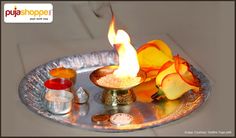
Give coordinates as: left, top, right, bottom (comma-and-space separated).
90, 16, 146, 106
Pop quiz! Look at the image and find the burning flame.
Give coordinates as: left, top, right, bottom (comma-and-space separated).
108, 16, 140, 78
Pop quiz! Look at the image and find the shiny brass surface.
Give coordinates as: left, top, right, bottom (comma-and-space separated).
102, 89, 136, 106
89, 65, 146, 90
90, 65, 146, 105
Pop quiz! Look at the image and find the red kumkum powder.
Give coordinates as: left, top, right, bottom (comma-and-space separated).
44, 78, 72, 90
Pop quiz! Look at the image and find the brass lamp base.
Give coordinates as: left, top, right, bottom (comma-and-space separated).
90, 65, 146, 107
102, 89, 136, 106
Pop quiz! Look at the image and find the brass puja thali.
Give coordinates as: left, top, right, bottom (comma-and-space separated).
18, 50, 211, 132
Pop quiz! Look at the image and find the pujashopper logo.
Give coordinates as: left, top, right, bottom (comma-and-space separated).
4, 3, 53, 23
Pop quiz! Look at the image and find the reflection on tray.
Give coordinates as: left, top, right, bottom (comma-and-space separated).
152, 98, 181, 119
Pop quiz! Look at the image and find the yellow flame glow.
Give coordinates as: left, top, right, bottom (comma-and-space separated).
108, 16, 140, 78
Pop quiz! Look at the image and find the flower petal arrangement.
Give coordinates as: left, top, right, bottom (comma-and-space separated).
137, 40, 174, 82
134, 40, 200, 101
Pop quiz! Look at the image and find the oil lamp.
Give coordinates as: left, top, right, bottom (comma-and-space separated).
90, 16, 146, 106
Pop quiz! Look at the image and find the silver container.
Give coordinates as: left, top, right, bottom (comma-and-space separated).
76, 87, 89, 104
45, 90, 74, 114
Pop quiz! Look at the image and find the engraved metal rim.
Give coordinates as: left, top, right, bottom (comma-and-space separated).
18, 50, 211, 132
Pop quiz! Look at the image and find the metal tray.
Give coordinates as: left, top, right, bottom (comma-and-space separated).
18, 50, 211, 132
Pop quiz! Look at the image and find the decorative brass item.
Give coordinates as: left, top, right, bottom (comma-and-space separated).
90, 65, 146, 106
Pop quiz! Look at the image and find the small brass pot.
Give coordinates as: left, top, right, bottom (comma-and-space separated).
90, 66, 146, 106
